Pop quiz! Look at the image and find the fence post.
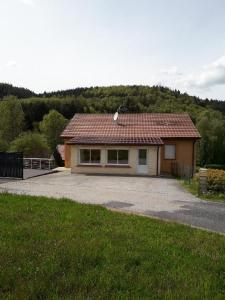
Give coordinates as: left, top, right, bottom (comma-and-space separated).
199, 168, 207, 194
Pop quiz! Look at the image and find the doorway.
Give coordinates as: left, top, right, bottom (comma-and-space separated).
137, 149, 148, 174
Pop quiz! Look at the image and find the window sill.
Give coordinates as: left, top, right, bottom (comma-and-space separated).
164, 158, 176, 160
105, 164, 131, 168
76, 164, 131, 168
77, 164, 102, 167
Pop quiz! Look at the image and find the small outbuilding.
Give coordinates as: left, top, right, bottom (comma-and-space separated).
61, 113, 200, 176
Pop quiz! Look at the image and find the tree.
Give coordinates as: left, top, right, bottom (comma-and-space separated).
197, 111, 225, 165
10, 132, 50, 158
0, 136, 8, 151
0, 83, 35, 99
39, 110, 68, 151
0, 96, 24, 144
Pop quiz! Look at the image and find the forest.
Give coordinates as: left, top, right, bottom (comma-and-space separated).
0, 83, 225, 166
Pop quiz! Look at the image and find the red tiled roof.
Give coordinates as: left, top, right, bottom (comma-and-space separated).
61, 113, 200, 145
67, 136, 163, 146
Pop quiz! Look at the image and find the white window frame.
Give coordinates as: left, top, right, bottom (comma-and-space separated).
106, 149, 129, 165
164, 145, 176, 160
79, 148, 101, 165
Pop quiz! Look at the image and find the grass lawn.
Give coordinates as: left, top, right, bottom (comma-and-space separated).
0, 193, 225, 299
181, 178, 225, 203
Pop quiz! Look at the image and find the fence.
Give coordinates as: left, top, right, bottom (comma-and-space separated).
171, 161, 193, 180
0, 152, 23, 179
23, 158, 55, 170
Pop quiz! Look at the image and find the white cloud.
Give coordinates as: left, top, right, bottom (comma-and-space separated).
179, 55, 225, 89
0, 61, 22, 72
19, 0, 35, 6
150, 66, 182, 87
5, 60, 17, 68
159, 66, 182, 76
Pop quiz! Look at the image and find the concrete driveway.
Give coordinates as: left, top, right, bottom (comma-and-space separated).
0, 171, 225, 234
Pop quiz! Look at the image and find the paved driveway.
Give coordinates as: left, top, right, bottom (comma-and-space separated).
0, 171, 224, 234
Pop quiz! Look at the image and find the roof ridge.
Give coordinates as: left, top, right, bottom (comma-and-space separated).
71, 112, 190, 115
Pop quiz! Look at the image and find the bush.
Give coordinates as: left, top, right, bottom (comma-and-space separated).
205, 164, 225, 171
207, 169, 225, 193
10, 132, 50, 158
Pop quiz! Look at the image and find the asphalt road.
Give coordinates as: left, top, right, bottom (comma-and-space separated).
0, 171, 224, 234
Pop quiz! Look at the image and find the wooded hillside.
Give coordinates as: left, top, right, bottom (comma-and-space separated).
0, 84, 225, 166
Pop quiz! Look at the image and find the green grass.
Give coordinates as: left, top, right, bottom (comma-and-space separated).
0, 193, 225, 299
181, 178, 225, 203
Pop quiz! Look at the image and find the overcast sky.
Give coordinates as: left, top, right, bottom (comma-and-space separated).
1, 0, 225, 100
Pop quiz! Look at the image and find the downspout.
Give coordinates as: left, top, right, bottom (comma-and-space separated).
192, 141, 196, 177
157, 146, 160, 176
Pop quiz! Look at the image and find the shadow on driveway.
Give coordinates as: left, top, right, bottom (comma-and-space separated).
23, 169, 57, 179
144, 200, 225, 234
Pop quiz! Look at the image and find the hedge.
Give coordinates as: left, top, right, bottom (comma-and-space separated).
207, 169, 225, 193
205, 164, 225, 171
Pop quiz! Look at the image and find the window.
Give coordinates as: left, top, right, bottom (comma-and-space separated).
118, 150, 129, 164
108, 150, 117, 164
91, 149, 101, 163
107, 150, 129, 165
138, 149, 147, 165
80, 149, 101, 164
164, 145, 176, 159
80, 149, 90, 163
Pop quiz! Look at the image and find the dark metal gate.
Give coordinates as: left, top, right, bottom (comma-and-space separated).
0, 152, 23, 179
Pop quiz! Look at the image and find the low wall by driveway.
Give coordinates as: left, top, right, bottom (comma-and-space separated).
0, 171, 224, 234
23, 169, 56, 179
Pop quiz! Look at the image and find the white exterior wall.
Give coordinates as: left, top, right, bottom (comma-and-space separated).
70, 145, 160, 176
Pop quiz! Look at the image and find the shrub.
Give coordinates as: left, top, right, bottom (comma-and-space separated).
207, 169, 225, 193
10, 132, 50, 158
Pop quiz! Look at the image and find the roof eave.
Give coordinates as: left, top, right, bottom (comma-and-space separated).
67, 142, 164, 146
161, 136, 201, 139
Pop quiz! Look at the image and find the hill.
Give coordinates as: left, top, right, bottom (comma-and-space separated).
1, 84, 225, 165
1, 84, 225, 116
0, 83, 35, 99
15, 85, 224, 126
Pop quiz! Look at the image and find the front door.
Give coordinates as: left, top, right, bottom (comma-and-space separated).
137, 149, 148, 174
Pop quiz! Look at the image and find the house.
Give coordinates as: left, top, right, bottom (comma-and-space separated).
60, 113, 200, 176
